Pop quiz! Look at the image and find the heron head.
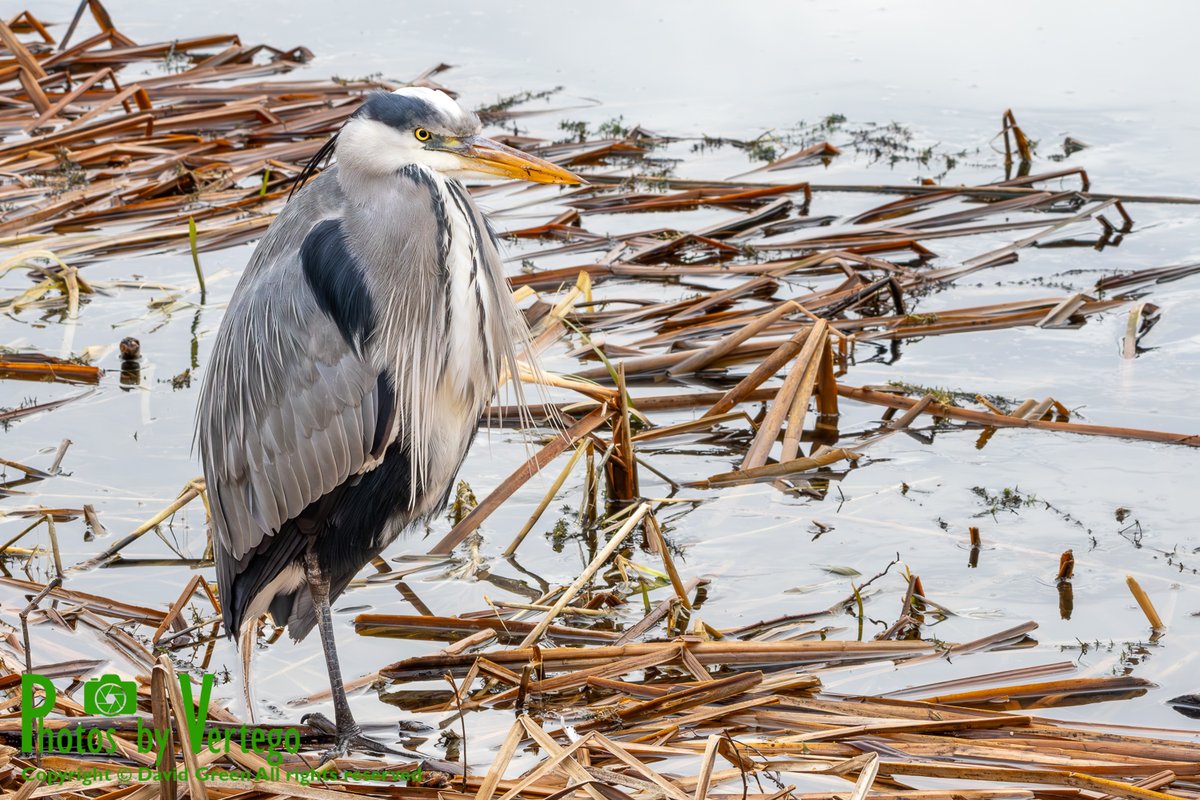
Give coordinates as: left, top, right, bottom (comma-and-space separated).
337, 87, 584, 185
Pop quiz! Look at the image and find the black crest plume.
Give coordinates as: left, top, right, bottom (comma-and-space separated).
290, 131, 340, 199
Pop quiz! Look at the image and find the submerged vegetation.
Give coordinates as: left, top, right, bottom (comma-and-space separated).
477, 85, 564, 115
557, 115, 634, 143
694, 113, 984, 180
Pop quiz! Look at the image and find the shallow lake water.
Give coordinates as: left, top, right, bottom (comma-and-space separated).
4, 0, 1200, 769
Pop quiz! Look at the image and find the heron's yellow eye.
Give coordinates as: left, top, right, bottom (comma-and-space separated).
414, 128, 431, 142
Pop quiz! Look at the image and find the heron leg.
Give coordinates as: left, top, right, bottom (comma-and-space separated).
301, 549, 390, 763
298, 551, 460, 774
302, 549, 357, 735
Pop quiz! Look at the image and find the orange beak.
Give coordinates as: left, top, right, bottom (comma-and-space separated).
452, 135, 585, 185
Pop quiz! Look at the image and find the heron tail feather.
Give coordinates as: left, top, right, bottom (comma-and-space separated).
238, 621, 256, 724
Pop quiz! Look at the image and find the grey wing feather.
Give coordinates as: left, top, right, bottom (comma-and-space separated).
197, 173, 388, 631
200, 269, 379, 559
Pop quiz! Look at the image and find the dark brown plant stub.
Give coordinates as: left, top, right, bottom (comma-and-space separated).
119, 336, 141, 361
82, 504, 107, 541
968, 527, 982, 569
119, 335, 142, 388
1057, 549, 1075, 583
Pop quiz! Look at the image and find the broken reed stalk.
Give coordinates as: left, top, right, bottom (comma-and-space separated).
428, 405, 613, 555
355, 613, 618, 645
849, 753, 881, 800
1123, 301, 1152, 359
70, 480, 204, 570
1002, 109, 1035, 164
742, 320, 829, 468
149, 658, 178, 799
837, 384, 1200, 446
1125, 576, 1164, 630
493, 388, 780, 420
381, 638, 941, 680
154, 655, 209, 799
631, 409, 745, 442
606, 362, 640, 503
516, 502, 649, 648
511, 718, 608, 800
779, 324, 829, 461
474, 718, 524, 800
665, 300, 800, 378
517, 364, 618, 403
0, 356, 101, 383
701, 327, 813, 419
502, 441, 587, 557
615, 578, 704, 645
698, 447, 860, 488
814, 333, 839, 417
643, 511, 692, 610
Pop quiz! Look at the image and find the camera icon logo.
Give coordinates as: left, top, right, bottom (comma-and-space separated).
83, 674, 137, 716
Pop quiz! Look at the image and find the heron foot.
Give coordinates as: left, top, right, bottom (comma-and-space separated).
303, 712, 391, 765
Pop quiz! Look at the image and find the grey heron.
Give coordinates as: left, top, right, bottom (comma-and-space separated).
196, 86, 582, 760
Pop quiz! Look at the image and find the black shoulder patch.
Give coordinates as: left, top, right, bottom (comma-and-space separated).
300, 219, 374, 351
369, 372, 395, 458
